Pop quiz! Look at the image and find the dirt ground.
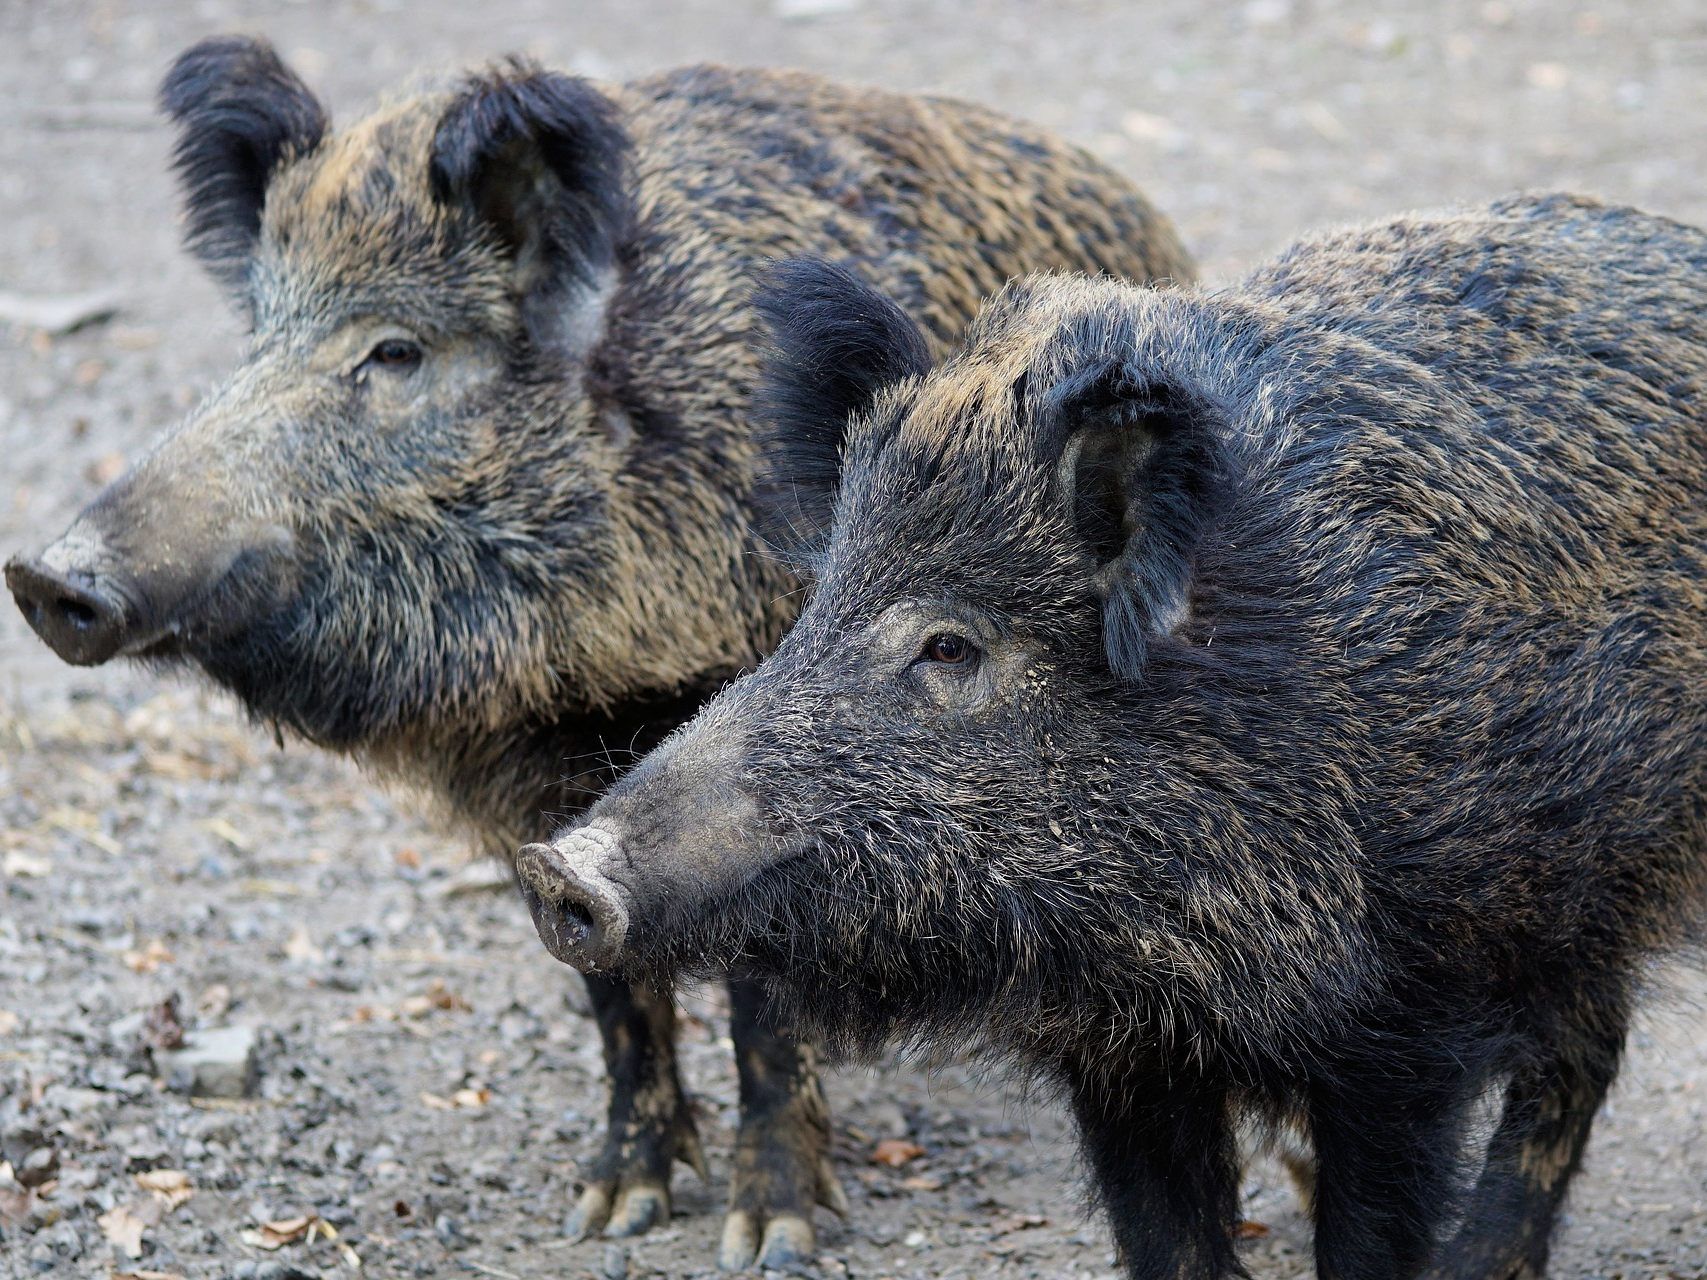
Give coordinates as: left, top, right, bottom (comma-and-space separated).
3, 1, 1707, 1277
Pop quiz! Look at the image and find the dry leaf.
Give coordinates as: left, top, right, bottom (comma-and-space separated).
421, 1084, 489, 1111
114, 1270, 186, 1280
99, 1198, 162, 1258
0, 1176, 36, 1226
240, 1212, 327, 1250
400, 979, 470, 1018
125, 939, 175, 973
870, 1138, 925, 1168
142, 996, 187, 1051
394, 847, 421, 869
1236, 1219, 1272, 1239
134, 1168, 194, 1210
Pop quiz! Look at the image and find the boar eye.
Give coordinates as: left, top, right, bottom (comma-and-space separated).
921, 633, 976, 666
364, 338, 423, 372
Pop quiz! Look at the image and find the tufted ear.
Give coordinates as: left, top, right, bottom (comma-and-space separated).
1042, 355, 1229, 680
750, 257, 932, 558
429, 60, 628, 352
159, 36, 328, 293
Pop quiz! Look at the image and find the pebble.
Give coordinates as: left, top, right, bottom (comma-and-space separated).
156, 1025, 258, 1098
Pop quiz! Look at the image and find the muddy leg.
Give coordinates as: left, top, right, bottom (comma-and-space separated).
718, 977, 843, 1272
1427, 1007, 1627, 1280
1068, 1067, 1244, 1280
567, 974, 707, 1240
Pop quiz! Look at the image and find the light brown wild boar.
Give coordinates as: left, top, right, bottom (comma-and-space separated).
5, 35, 1193, 1271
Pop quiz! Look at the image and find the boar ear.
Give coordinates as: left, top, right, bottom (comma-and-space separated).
430, 61, 629, 352
159, 36, 328, 292
751, 257, 932, 557
1046, 357, 1229, 680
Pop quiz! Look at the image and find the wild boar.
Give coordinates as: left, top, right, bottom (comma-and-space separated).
519, 195, 1707, 1278
4, 35, 1193, 1269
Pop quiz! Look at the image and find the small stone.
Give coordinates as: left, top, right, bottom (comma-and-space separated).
773, 0, 861, 16
599, 1243, 629, 1279
434, 1214, 467, 1247
156, 1025, 258, 1099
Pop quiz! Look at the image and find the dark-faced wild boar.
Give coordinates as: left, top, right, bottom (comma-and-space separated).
520, 195, 1707, 1279
3, 35, 1193, 1270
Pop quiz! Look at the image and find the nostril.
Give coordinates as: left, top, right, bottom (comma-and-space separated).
57, 596, 100, 632
559, 899, 595, 947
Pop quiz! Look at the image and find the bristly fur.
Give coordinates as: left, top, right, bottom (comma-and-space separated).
751, 257, 932, 561
159, 36, 328, 292
42, 42, 1196, 1271
576, 194, 1707, 1279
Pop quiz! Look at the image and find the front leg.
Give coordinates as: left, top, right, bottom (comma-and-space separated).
567, 974, 707, 1239
718, 977, 845, 1271
1067, 1065, 1245, 1280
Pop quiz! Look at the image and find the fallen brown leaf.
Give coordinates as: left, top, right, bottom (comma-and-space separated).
125, 939, 175, 974
239, 1213, 331, 1251
421, 1085, 490, 1111
400, 979, 470, 1018
870, 1138, 925, 1168
142, 996, 187, 1051
0, 1173, 36, 1226
98, 1198, 163, 1259
134, 1169, 194, 1211
1236, 1219, 1272, 1239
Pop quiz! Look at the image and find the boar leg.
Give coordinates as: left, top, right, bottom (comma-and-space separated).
1308, 1066, 1469, 1280
719, 978, 844, 1271
1067, 1069, 1243, 1279
567, 974, 707, 1239
1426, 1007, 1627, 1280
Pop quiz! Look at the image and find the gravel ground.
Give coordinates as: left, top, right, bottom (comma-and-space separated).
3, 2, 1707, 1277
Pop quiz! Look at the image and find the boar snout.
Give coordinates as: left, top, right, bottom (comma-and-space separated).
9, 460, 295, 669
516, 830, 632, 972
6, 541, 134, 666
